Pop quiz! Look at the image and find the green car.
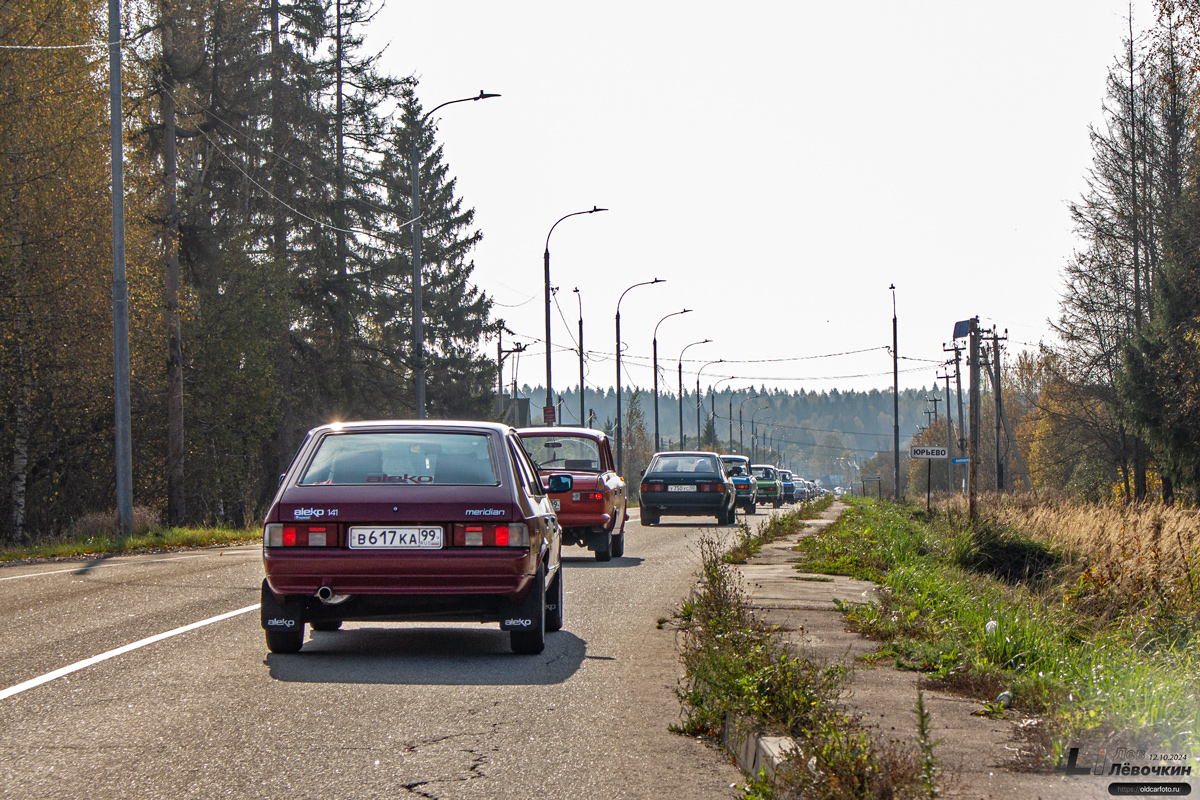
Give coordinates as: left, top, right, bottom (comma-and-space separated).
752, 464, 782, 508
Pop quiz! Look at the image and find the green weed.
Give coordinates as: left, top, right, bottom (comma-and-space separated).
800, 499, 1200, 756
675, 532, 927, 799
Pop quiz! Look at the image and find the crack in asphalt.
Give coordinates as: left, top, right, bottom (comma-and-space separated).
398, 750, 490, 799
398, 730, 497, 798
400, 721, 508, 753
400, 781, 437, 799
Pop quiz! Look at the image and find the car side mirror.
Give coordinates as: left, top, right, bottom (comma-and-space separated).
547, 474, 573, 493
278, 473, 286, 486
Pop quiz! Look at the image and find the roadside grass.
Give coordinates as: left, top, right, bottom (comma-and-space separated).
0, 508, 259, 562
675, 527, 927, 799
724, 514, 804, 564
723, 496, 837, 565
796, 497, 1200, 758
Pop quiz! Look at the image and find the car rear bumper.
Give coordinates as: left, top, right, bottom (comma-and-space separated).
639, 492, 728, 515
263, 548, 537, 599
554, 508, 612, 529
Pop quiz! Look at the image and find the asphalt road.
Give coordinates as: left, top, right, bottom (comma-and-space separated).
0, 513, 745, 799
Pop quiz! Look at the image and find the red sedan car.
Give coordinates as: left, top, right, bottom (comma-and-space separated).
261, 420, 570, 655
517, 427, 627, 561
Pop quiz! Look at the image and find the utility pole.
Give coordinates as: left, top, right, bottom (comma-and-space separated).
939, 367, 954, 494
110, 0, 133, 535
968, 318, 980, 521
982, 327, 1007, 492
944, 342, 966, 454
573, 288, 584, 428
497, 336, 526, 422
890, 285, 900, 501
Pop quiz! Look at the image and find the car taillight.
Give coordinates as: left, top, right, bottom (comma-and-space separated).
640, 483, 652, 493
697, 484, 726, 493
265, 523, 335, 547
453, 522, 530, 547
572, 491, 604, 502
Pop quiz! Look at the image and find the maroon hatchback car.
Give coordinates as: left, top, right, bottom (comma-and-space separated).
260, 420, 571, 655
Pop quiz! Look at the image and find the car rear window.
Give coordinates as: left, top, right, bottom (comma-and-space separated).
299, 431, 498, 486
721, 457, 748, 476
753, 467, 776, 480
520, 434, 602, 473
648, 455, 720, 474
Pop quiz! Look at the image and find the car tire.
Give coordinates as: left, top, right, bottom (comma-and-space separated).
594, 530, 612, 562
546, 565, 564, 633
773, 499, 782, 508
510, 564, 546, 655
748, 501, 757, 515
265, 628, 304, 654
310, 620, 342, 632
642, 510, 658, 526
611, 530, 625, 558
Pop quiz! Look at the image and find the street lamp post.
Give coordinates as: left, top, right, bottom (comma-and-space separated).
411, 90, 499, 419
737, 391, 760, 454
696, 359, 723, 449
573, 288, 585, 427
615, 278, 664, 473
709, 376, 734, 450
677, 339, 711, 451
653, 309, 690, 450
544, 207, 607, 423
751, 407, 770, 463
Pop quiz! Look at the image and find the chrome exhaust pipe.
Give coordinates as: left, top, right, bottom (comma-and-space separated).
316, 586, 335, 603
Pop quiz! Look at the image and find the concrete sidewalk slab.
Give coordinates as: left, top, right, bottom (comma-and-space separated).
729, 501, 1114, 800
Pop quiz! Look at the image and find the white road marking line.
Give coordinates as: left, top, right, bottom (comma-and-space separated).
0, 551, 259, 583
0, 604, 261, 701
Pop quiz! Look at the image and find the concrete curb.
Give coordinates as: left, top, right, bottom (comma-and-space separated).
721, 713, 798, 784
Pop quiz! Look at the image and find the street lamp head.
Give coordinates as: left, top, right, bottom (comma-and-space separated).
475, 91, 501, 99
654, 307, 692, 340
589, 206, 608, 213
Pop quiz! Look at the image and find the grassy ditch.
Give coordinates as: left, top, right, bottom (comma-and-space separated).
674, 525, 928, 799
1, 508, 259, 562
794, 497, 1200, 758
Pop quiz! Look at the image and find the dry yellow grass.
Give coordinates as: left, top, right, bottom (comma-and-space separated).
943, 490, 1200, 630
70, 506, 161, 539
979, 491, 1197, 574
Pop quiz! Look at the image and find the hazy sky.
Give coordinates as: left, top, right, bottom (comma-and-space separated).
368, 1, 1155, 414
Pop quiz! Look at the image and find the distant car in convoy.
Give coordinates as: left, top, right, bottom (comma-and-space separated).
261, 420, 570, 656
752, 464, 782, 508
639, 451, 737, 526
719, 454, 759, 514
517, 427, 627, 562
779, 469, 797, 503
